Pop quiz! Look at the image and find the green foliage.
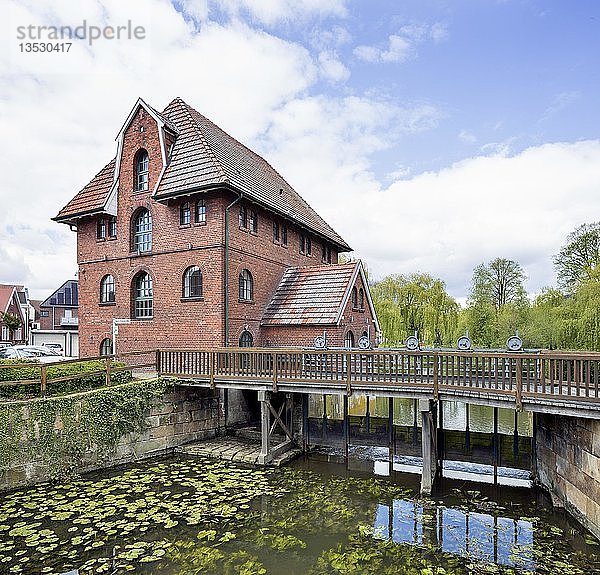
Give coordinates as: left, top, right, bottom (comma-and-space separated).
0, 360, 132, 398
470, 258, 527, 311
0, 313, 20, 339
371, 273, 459, 347
0, 378, 168, 479
554, 222, 600, 292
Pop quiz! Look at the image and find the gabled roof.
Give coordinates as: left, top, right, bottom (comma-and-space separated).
0, 285, 26, 324
40, 280, 79, 308
54, 159, 116, 222
53, 97, 350, 250
261, 261, 379, 329
0, 285, 16, 315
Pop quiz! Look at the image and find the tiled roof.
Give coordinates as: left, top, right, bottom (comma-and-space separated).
54, 159, 115, 221
53, 97, 350, 250
0, 285, 15, 314
155, 98, 350, 249
261, 263, 358, 326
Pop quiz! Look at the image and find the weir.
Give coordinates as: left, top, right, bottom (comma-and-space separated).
155, 345, 600, 538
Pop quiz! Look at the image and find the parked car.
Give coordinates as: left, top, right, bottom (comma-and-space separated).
41, 342, 65, 356
0, 342, 11, 348
0, 346, 67, 363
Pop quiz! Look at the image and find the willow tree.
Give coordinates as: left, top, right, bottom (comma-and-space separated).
371, 273, 459, 347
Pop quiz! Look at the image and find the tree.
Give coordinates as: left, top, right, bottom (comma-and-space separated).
553, 222, 600, 292
470, 258, 527, 311
1, 312, 21, 342
371, 273, 459, 347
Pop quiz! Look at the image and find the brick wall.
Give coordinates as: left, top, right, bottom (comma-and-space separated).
76, 107, 348, 357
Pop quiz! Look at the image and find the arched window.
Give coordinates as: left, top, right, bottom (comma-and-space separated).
100, 338, 113, 356
132, 208, 152, 253
239, 269, 253, 301
180, 202, 191, 225
134, 149, 149, 192
133, 271, 153, 319
183, 266, 202, 298
344, 330, 355, 349
351, 286, 358, 309
195, 199, 206, 223
239, 331, 253, 347
100, 275, 115, 303
359, 288, 364, 310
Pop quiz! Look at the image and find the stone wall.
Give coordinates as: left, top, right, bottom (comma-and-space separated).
535, 413, 600, 539
0, 384, 223, 493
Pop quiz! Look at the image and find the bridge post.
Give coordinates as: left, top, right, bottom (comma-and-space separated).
420, 398, 439, 495
258, 390, 271, 465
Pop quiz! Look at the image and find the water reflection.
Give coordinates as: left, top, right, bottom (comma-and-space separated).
373, 499, 534, 569
308, 395, 533, 436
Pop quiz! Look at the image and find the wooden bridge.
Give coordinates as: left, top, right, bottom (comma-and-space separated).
156, 347, 600, 418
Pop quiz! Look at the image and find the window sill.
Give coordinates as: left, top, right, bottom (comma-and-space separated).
179, 223, 191, 229
96, 237, 106, 242
132, 317, 153, 321
181, 296, 204, 302
107, 236, 117, 241
194, 221, 207, 227
99, 301, 116, 307
130, 250, 152, 256
238, 299, 255, 304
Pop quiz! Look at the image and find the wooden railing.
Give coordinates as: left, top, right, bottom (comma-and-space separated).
157, 348, 600, 410
0, 350, 155, 397
3, 347, 600, 409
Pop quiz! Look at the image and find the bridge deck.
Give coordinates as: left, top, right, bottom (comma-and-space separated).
157, 348, 600, 418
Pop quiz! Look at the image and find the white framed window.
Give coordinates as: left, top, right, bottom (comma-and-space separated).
183, 266, 203, 298
133, 272, 153, 319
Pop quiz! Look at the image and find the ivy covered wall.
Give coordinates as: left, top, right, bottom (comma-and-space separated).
0, 379, 222, 491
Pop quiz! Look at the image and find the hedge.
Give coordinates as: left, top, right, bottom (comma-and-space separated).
0, 360, 132, 399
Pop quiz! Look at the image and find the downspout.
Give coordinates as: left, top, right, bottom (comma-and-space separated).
224, 191, 243, 347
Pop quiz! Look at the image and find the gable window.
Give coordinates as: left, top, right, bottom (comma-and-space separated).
273, 221, 280, 243
108, 216, 117, 238
100, 275, 115, 303
195, 199, 206, 223
97, 218, 106, 240
300, 234, 311, 256
345, 330, 355, 349
248, 209, 258, 233
134, 149, 149, 192
239, 330, 253, 347
132, 208, 152, 253
321, 244, 332, 264
239, 205, 247, 228
133, 271, 153, 319
359, 288, 364, 310
183, 266, 203, 298
281, 225, 288, 246
351, 287, 358, 309
100, 338, 113, 356
239, 269, 253, 301
180, 202, 191, 226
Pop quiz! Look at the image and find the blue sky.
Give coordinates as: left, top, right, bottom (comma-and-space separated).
2, 0, 600, 301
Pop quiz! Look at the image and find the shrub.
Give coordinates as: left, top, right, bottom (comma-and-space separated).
0, 360, 132, 399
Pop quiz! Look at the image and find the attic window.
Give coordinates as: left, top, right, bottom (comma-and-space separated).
134, 149, 149, 192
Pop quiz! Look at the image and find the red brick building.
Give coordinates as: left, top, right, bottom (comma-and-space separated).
54, 97, 380, 357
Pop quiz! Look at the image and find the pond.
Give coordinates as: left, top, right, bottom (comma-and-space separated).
0, 455, 598, 575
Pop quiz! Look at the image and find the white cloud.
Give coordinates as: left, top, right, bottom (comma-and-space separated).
186, 0, 348, 26
319, 141, 600, 297
318, 50, 350, 82
458, 129, 477, 144
354, 22, 447, 64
